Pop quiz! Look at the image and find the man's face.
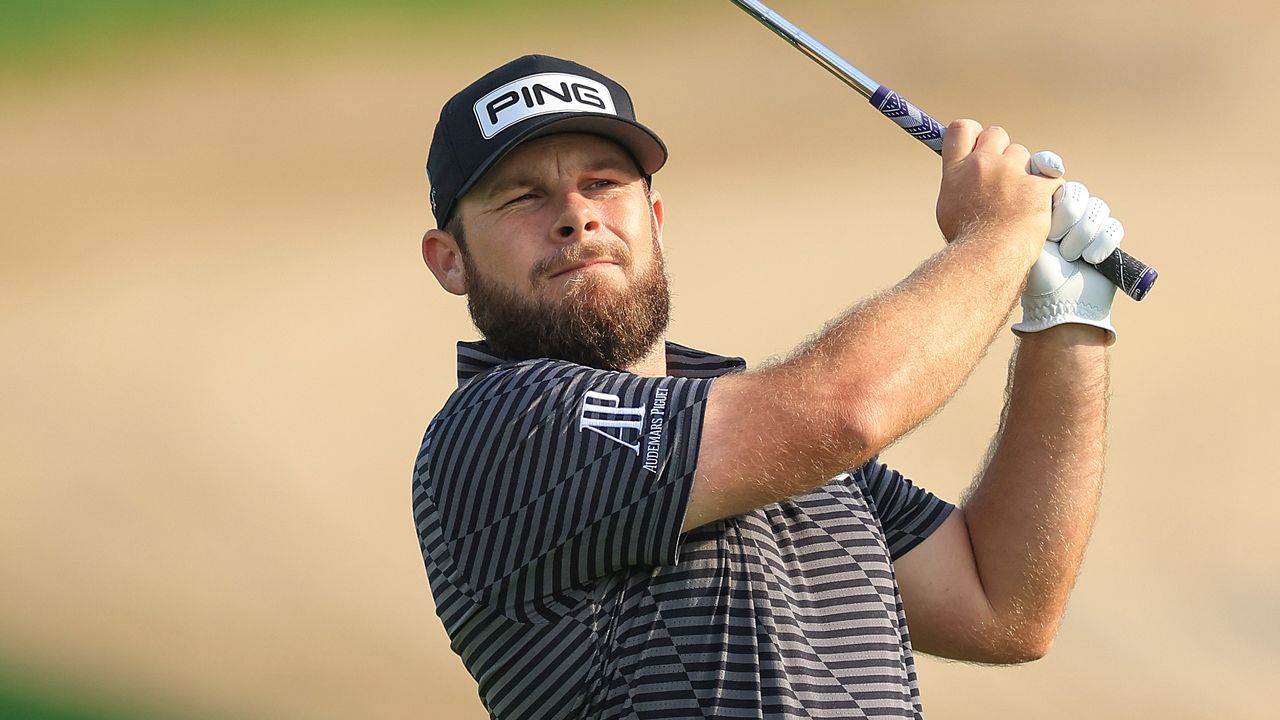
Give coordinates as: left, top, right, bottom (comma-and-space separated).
450, 133, 670, 370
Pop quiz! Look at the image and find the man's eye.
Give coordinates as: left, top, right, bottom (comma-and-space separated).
505, 193, 536, 207
589, 179, 618, 189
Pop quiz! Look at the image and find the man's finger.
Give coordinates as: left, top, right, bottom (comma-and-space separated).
942, 119, 981, 166
1003, 142, 1032, 164
1049, 182, 1089, 241
1060, 196, 1111, 261
973, 125, 1010, 155
1028, 150, 1065, 179
1082, 218, 1124, 264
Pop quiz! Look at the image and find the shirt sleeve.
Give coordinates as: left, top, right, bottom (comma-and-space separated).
854, 457, 955, 561
423, 359, 713, 621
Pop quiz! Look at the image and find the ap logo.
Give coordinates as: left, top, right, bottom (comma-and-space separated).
578, 391, 645, 454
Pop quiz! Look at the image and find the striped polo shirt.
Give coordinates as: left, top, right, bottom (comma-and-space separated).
413, 341, 954, 719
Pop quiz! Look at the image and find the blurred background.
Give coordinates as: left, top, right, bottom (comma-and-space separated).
3, 1, 1277, 718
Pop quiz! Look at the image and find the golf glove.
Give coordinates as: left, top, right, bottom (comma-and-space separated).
1012, 151, 1121, 343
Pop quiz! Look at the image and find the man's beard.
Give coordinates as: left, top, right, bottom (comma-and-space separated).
461, 221, 671, 371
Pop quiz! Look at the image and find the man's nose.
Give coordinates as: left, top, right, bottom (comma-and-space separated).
552, 192, 600, 243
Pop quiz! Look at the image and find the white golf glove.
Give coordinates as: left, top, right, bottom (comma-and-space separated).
1011, 151, 1122, 344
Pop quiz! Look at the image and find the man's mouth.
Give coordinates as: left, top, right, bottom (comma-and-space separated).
549, 258, 617, 279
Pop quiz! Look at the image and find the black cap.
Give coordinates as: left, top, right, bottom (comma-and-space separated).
426, 54, 668, 227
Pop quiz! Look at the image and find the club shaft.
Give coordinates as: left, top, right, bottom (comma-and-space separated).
728, 0, 879, 98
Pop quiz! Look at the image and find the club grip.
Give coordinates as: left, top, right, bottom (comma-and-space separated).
868, 85, 1157, 301
1093, 247, 1158, 301
869, 85, 945, 153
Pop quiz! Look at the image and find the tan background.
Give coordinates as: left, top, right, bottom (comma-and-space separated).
3, 1, 1277, 717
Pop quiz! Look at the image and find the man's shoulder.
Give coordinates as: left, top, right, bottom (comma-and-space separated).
421, 359, 583, 457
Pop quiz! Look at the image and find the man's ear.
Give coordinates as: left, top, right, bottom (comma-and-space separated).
422, 228, 467, 295
649, 189, 665, 249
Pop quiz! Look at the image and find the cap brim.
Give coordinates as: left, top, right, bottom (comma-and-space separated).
453, 113, 668, 205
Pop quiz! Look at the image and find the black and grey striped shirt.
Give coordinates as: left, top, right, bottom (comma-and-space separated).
413, 341, 954, 719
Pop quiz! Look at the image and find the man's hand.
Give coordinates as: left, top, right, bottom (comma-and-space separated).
1012, 181, 1124, 343
935, 120, 1062, 260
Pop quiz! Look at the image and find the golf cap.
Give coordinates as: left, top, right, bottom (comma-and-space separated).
425, 54, 668, 227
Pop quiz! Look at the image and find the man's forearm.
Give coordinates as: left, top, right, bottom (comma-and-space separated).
696, 227, 1038, 520
961, 325, 1110, 654
777, 225, 1035, 454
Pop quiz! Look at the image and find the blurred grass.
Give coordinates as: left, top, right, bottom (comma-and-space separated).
0, 0, 592, 74
0, 673, 160, 720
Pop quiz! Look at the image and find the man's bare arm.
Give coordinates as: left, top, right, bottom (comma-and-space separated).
683, 121, 1060, 531
893, 324, 1109, 662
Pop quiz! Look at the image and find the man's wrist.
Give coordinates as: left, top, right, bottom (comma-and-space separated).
953, 221, 1044, 263
1018, 323, 1111, 348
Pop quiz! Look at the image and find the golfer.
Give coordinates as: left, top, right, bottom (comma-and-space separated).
413, 55, 1121, 719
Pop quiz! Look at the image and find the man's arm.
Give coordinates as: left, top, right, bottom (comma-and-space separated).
683, 121, 1059, 531
893, 324, 1109, 663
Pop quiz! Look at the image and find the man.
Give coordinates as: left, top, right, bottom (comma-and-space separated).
413, 54, 1121, 719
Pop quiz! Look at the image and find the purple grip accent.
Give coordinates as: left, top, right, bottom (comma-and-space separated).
869, 85, 945, 154
1094, 248, 1157, 301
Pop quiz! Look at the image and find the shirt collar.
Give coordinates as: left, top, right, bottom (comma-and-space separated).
455, 339, 747, 385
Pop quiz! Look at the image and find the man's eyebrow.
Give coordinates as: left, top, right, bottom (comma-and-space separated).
583, 157, 642, 176
480, 175, 539, 200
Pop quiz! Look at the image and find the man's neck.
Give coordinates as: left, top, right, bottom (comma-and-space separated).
625, 339, 668, 377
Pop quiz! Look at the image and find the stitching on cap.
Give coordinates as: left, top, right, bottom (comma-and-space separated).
442, 99, 467, 221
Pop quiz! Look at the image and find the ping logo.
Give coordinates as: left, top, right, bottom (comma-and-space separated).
474, 72, 616, 139
578, 391, 645, 454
